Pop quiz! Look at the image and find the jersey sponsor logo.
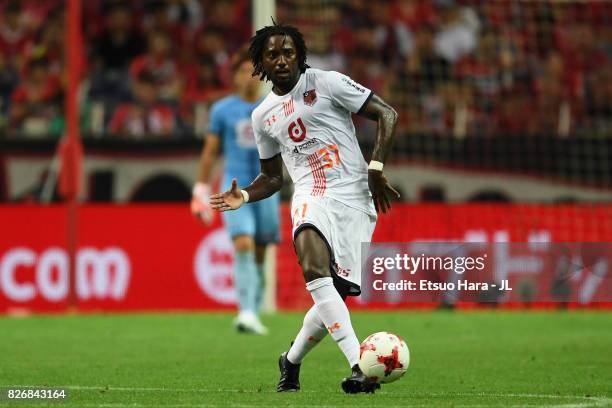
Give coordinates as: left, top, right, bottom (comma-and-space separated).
264, 114, 277, 127
303, 89, 317, 106
292, 137, 320, 154
341, 77, 366, 94
288, 117, 307, 142
282, 98, 295, 117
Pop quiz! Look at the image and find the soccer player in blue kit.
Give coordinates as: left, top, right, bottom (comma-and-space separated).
191, 48, 279, 335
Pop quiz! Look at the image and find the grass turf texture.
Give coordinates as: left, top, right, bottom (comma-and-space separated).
0, 311, 610, 407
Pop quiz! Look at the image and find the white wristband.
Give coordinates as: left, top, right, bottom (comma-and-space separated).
368, 160, 384, 171
241, 189, 250, 203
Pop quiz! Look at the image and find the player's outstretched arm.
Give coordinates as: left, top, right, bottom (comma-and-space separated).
357, 93, 401, 214
209, 154, 283, 212
191, 133, 220, 223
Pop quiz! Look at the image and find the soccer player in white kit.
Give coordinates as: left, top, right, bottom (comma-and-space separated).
210, 23, 399, 394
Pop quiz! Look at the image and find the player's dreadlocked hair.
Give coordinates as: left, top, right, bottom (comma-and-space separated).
248, 21, 310, 82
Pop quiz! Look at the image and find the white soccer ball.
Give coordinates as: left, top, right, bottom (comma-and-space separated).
358, 331, 410, 384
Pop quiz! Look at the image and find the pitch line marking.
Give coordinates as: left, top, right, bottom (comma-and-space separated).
31, 400, 612, 408
2, 386, 610, 408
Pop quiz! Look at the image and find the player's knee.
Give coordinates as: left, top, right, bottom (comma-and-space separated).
233, 235, 255, 253
301, 261, 331, 282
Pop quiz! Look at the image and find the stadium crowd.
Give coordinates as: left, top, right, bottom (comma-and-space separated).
0, 0, 609, 140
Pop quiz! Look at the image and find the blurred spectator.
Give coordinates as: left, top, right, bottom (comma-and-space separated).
0, 2, 30, 71
181, 55, 229, 128
92, 1, 145, 72
193, 26, 228, 65
405, 24, 451, 94
530, 52, 569, 134
391, 0, 435, 29
18, 0, 63, 33
364, 1, 411, 64
192, 26, 232, 86
455, 29, 503, 134
0, 52, 19, 120
108, 71, 176, 139
433, 0, 479, 63
9, 58, 62, 137
24, 8, 64, 76
0, 0, 610, 139
393, 24, 451, 134
494, 88, 533, 136
89, 2, 143, 105
141, 0, 188, 45
202, 0, 251, 50
304, 27, 345, 72
183, 55, 228, 103
167, 0, 203, 33
130, 31, 183, 102
584, 66, 611, 132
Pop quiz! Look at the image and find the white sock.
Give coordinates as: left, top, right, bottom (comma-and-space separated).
287, 305, 328, 364
306, 277, 360, 367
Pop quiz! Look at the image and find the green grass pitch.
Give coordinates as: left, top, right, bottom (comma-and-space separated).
0, 311, 611, 407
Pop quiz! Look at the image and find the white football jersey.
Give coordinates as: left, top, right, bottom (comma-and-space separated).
252, 68, 376, 216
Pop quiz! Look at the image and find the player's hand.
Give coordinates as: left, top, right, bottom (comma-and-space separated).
191, 182, 214, 224
209, 179, 244, 212
368, 170, 400, 214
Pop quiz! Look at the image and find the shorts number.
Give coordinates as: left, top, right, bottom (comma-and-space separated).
293, 203, 308, 226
